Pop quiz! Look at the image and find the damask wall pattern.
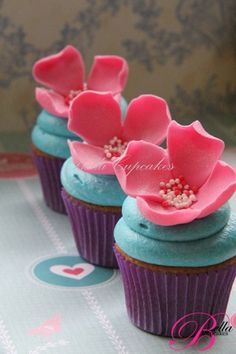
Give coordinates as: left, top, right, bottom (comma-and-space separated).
0, 0, 235, 151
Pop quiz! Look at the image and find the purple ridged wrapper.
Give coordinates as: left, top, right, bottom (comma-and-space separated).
114, 247, 236, 337
62, 188, 121, 268
32, 149, 66, 214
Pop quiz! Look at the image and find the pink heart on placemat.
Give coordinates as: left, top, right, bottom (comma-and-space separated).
30, 315, 61, 337
63, 267, 83, 276
50, 263, 94, 280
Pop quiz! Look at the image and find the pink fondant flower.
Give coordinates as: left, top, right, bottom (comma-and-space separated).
33, 45, 128, 117
113, 121, 236, 226
68, 91, 171, 175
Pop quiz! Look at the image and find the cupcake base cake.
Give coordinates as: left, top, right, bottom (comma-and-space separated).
114, 244, 236, 337
31, 110, 82, 214
113, 196, 236, 338
62, 189, 121, 268
31, 45, 129, 213
61, 157, 126, 268
112, 122, 236, 338
32, 145, 66, 213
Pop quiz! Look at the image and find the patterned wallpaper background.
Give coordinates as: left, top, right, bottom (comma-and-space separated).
0, 0, 235, 152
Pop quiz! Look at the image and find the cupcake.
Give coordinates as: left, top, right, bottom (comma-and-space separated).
31, 45, 128, 213
113, 121, 236, 337
61, 91, 171, 267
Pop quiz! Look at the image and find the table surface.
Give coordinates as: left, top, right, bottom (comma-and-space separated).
0, 150, 236, 354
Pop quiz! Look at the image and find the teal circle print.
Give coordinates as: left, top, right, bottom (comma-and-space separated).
32, 256, 116, 288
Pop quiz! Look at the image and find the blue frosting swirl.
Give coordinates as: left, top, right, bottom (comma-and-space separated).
31, 110, 81, 159
120, 96, 128, 119
122, 197, 230, 241
114, 197, 236, 267
61, 157, 126, 206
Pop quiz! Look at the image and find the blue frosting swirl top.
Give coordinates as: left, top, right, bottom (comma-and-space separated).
31, 110, 81, 159
114, 197, 236, 267
122, 197, 230, 241
61, 157, 126, 206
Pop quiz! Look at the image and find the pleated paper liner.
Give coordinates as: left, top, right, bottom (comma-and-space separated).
32, 145, 66, 214
114, 244, 236, 337
62, 188, 121, 268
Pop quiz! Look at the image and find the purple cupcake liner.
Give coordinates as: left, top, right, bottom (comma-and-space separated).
32, 150, 66, 214
114, 247, 236, 337
62, 188, 121, 268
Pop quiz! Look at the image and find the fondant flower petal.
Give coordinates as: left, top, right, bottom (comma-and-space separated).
87, 55, 128, 94
33, 45, 84, 95
168, 121, 224, 189
123, 95, 171, 144
113, 141, 172, 200
69, 141, 114, 174
68, 91, 123, 146
194, 161, 236, 218
35, 88, 68, 117
137, 197, 200, 226
113, 93, 121, 103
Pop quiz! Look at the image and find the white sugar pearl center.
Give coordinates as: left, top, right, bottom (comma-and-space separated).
159, 176, 198, 209
104, 136, 128, 161
64, 90, 81, 105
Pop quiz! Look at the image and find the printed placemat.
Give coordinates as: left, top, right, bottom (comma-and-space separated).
0, 157, 236, 354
